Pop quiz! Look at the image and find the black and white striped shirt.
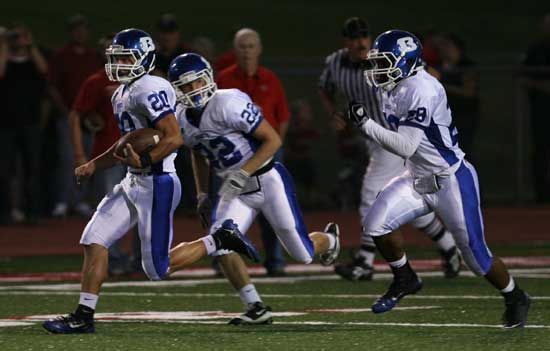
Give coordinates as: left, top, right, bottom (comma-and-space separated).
319, 48, 390, 129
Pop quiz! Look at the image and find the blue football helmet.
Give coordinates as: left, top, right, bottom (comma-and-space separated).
168, 53, 216, 109
364, 30, 423, 91
105, 28, 156, 83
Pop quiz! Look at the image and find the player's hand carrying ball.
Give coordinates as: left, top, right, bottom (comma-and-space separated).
75, 161, 96, 185
218, 169, 250, 200
347, 101, 370, 126
113, 144, 143, 168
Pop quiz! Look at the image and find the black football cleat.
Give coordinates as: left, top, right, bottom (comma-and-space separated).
42, 313, 95, 334
212, 219, 260, 262
440, 247, 461, 279
335, 256, 374, 281
502, 290, 531, 329
372, 275, 423, 314
319, 222, 341, 266
228, 302, 273, 325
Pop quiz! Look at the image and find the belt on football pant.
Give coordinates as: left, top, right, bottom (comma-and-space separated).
251, 160, 274, 177
129, 170, 168, 176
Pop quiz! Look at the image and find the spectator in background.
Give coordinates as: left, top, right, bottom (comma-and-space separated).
48, 14, 103, 218
214, 48, 236, 73
285, 99, 321, 208
152, 13, 193, 78
523, 13, 550, 203
191, 36, 216, 64
421, 29, 443, 68
0, 23, 48, 224
436, 33, 480, 162
217, 28, 291, 276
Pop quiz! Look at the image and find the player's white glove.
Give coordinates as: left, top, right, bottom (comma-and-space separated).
347, 101, 370, 126
218, 169, 250, 200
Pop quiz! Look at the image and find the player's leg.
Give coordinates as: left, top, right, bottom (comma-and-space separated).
262, 164, 339, 265
169, 221, 260, 273
43, 179, 137, 334
207, 195, 272, 325
134, 173, 258, 278
336, 149, 405, 281
169, 184, 261, 274
95, 165, 133, 274
410, 213, 461, 278
363, 173, 432, 313
432, 161, 530, 328
134, 173, 181, 280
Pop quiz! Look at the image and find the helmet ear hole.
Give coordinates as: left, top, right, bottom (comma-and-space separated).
389, 69, 402, 79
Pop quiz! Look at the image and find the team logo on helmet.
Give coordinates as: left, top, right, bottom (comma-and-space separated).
363, 30, 423, 91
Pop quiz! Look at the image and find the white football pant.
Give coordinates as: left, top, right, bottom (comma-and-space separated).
80, 172, 181, 280
210, 163, 315, 264
363, 160, 493, 275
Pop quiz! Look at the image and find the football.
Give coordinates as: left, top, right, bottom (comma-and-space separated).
114, 128, 163, 157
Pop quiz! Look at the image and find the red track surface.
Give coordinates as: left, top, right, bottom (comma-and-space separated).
0, 207, 549, 257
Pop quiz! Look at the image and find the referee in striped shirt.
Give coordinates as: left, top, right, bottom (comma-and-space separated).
319, 17, 387, 131
319, 17, 461, 281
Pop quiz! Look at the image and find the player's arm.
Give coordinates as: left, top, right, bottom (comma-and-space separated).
191, 149, 210, 196
75, 142, 119, 183
241, 119, 282, 174
115, 114, 183, 168
348, 101, 423, 158
191, 149, 212, 228
148, 114, 183, 163
362, 120, 423, 158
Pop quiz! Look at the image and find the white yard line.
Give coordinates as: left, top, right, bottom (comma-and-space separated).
2, 257, 550, 283
2, 268, 550, 291
2, 318, 549, 329
2, 290, 550, 300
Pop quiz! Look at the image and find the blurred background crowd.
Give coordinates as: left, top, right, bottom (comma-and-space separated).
0, 4, 549, 273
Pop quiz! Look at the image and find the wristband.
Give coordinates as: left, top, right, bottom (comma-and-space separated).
140, 153, 152, 168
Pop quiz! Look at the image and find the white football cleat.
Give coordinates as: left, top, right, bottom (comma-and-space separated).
228, 302, 273, 325
320, 222, 340, 266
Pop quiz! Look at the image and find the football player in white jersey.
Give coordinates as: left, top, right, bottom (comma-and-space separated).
168, 53, 341, 325
43, 29, 259, 334
346, 30, 530, 328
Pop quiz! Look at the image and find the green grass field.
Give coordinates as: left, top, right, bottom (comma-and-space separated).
1, 246, 549, 351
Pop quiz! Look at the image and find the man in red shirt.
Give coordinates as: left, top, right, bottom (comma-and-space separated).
48, 14, 103, 218
217, 28, 291, 275
70, 34, 121, 188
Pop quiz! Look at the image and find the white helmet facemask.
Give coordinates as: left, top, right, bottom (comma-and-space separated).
171, 68, 217, 108
105, 45, 156, 83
